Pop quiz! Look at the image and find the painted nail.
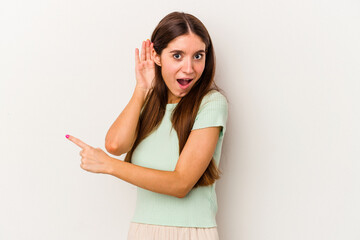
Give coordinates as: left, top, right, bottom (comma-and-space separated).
66, 135, 69, 138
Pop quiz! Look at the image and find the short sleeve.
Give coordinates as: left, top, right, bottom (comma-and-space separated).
191, 91, 228, 136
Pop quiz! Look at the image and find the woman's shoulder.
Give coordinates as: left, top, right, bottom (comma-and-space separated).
192, 89, 229, 132
201, 89, 228, 106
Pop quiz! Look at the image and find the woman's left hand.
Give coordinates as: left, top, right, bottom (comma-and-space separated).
66, 134, 114, 174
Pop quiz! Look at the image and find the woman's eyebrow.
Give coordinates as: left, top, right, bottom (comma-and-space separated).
169, 50, 206, 54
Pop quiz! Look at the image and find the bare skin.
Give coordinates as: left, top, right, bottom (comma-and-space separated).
104, 39, 155, 155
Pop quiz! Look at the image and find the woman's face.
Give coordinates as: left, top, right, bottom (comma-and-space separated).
154, 33, 206, 104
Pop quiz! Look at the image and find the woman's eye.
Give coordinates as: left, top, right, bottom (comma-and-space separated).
173, 54, 181, 59
195, 54, 203, 60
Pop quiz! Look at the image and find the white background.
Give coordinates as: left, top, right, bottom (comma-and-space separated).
1, 0, 359, 239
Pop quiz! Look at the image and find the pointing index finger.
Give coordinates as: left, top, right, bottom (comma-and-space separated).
66, 135, 90, 149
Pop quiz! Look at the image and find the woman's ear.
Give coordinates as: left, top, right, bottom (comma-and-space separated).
152, 49, 161, 67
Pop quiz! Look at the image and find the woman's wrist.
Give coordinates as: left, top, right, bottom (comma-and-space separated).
134, 85, 150, 103
104, 156, 118, 175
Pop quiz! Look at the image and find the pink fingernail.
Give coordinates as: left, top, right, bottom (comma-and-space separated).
66, 135, 69, 138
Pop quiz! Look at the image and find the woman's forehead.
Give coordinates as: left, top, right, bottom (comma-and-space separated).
165, 33, 206, 53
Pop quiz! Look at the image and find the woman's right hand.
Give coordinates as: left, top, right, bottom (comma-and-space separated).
135, 39, 156, 95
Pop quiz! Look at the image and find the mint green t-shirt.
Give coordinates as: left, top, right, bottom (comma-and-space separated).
130, 90, 228, 227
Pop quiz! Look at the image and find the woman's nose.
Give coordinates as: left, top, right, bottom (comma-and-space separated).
182, 58, 194, 74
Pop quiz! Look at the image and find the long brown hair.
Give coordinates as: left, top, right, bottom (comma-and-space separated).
125, 11, 223, 188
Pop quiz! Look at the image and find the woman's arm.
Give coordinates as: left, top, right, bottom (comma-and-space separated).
106, 126, 221, 198
67, 126, 220, 198
105, 87, 147, 156
106, 39, 155, 156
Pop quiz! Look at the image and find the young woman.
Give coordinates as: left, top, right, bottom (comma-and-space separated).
66, 11, 228, 240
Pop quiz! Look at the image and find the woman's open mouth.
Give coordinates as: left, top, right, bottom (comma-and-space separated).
177, 79, 193, 89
